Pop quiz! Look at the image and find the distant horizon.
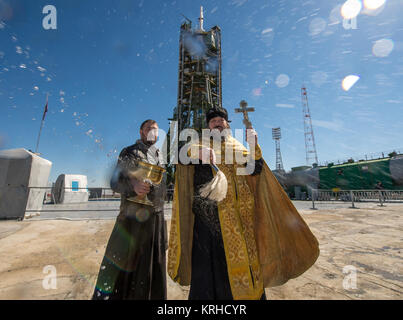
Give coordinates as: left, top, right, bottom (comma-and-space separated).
2, 143, 402, 188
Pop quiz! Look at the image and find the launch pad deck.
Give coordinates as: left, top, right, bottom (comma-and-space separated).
0, 202, 401, 300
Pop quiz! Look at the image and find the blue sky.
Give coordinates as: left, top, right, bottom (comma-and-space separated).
1, 0, 402, 186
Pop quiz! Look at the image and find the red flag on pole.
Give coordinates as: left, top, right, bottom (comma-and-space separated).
42, 98, 48, 121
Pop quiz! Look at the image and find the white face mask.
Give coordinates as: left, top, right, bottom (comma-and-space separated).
146, 128, 158, 142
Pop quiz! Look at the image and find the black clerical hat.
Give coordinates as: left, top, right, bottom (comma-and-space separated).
206, 107, 231, 123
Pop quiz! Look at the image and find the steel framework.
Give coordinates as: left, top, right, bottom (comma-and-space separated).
272, 127, 285, 172
301, 86, 318, 166
171, 8, 223, 133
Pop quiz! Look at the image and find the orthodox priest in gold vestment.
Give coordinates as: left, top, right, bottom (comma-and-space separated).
167, 108, 320, 300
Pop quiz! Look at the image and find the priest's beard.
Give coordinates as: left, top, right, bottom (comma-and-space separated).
210, 126, 232, 142
199, 169, 228, 202
143, 139, 156, 146
198, 126, 230, 202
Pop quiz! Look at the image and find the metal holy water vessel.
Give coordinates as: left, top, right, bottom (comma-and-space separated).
126, 160, 165, 206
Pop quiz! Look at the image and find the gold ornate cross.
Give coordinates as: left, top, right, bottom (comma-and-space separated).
234, 100, 255, 129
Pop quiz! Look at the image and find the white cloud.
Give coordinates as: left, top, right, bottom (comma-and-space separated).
296, 16, 308, 23
231, 0, 248, 7
312, 119, 344, 132
261, 28, 273, 34
275, 103, 295, 108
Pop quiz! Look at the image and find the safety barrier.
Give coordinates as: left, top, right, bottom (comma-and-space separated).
0, 185, 174, 217
309, 189, 403, 210
313, 189, 403, 202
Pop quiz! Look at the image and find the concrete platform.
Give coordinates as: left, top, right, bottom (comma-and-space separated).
0, 203, 402, 300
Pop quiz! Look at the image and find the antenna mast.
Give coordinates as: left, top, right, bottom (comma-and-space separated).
301, 86, 318, 166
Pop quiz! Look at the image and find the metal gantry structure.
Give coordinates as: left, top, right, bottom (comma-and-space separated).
171, 6, 223, 133
165, 7, 224, 177
301, 86, 318, 166
272, 127, 285, 172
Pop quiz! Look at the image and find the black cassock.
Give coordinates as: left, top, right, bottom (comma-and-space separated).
189, 162, 266, 300
92, 141, 167, 300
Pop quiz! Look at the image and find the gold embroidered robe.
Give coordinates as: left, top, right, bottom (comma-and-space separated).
167, 136, 320, 299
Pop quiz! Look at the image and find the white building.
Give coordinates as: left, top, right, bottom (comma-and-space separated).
0, 148, 52, 220
52, 174, 89, 204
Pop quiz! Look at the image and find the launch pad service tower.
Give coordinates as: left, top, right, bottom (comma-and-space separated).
170, 7, 223, 133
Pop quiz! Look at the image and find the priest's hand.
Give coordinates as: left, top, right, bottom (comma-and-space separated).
131, 178, 151, 196
199, 147, 216, 165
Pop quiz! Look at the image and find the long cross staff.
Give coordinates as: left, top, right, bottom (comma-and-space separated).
35, 94, 49, 154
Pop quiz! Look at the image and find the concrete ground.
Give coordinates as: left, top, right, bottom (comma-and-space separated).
25, 199, 399, 220
0, 201, 402, 300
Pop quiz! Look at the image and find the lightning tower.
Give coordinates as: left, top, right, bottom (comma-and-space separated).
272, 127, 285, 172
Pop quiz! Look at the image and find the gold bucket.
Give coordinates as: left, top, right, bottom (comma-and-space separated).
126, 160, 165, 206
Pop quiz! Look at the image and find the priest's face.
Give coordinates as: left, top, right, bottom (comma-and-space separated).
208, 116, 229, 132
140, 121, 159, 145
